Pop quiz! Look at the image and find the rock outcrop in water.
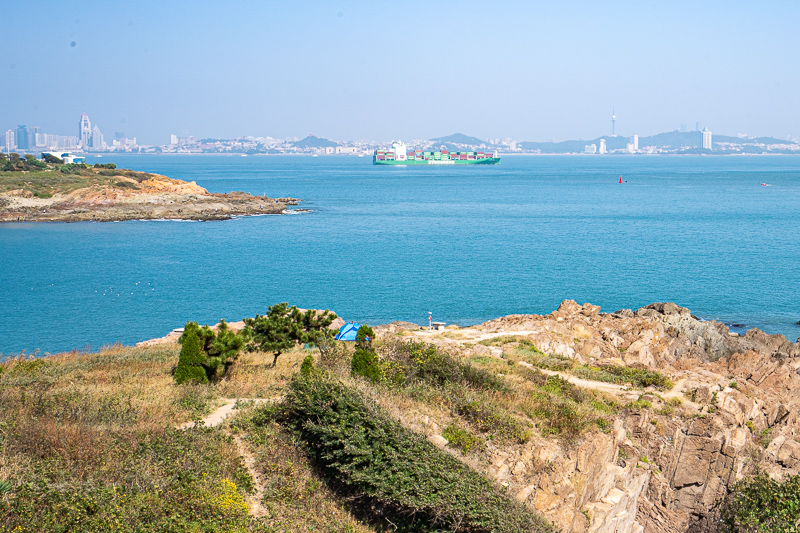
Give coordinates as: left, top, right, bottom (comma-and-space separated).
377, 300, 800, 533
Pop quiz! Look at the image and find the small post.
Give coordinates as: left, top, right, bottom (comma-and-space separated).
428, 312, 432, 331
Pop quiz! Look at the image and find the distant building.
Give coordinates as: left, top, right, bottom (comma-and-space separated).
5, 129, 15, 152
42, 152, 85, 164
335, 146, 358, 154
631, 134, 639, 151
16, 125, 28, 150
91, 125, 104, 151
170, 134, 178, 145
510, 140, 518, 151
627, 143, 635, 153
598, 139, 607, 154
584, 144, 597, 154
79, 113, 92, 148
702, 128, 712, 150
29, 127, 40, 149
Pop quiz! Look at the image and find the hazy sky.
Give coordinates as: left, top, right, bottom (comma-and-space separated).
3, 1, 799, 144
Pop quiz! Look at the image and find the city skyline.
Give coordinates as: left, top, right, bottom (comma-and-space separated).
5, 109, 798, 153
2, 1, 799, 145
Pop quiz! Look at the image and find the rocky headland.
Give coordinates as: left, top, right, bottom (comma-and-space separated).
0, 168, 300, 222
372, 301, 800, 533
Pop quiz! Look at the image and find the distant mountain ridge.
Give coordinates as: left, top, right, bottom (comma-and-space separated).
427, 131, 795, 154
293, 135, 338, 149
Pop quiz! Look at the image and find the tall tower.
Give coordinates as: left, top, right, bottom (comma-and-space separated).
79, 113, 92, 148
611, 107, 616, 137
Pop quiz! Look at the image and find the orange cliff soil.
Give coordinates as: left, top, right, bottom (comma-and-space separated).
0, 173, 301, 222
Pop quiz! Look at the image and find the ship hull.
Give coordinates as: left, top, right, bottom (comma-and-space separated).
373, 157, 500, 165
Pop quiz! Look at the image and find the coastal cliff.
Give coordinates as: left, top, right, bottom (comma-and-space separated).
0, 162, 299, 221
377, 301, 800, 532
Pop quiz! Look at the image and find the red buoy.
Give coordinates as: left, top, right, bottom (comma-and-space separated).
619, 176, 623, 184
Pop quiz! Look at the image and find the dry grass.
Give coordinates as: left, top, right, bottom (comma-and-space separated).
227, 404, 376, 532
0, 342, 380, 531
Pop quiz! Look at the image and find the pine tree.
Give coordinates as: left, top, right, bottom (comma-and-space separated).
174, 325, 208, 384
244, 303, 337, 367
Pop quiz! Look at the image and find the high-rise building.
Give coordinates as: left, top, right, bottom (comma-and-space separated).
16, 125, 28, 150
702, 128, 712, 150
170, 134, 178, 145
598, 139, 607, 154
29, 127, 40, 149
631, 134, 638, 151
5, 130, 15, 153
91, 125, 104, 151
79, 113, 92, 148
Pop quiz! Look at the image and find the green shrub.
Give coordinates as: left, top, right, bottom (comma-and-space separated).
572, 364, 673, 390
442, 424, 481, 454
393, 341, 506, 392
526, 392, 591, 441
454, 398, 530, 444
174, 326, 209, 384
625, 399, 652, 411
278, 373, 553, 533
720, 471, 800, 532
351, 348, 382, 382
300, 354, 314, 375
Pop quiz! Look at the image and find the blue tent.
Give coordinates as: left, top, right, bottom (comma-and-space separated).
335, 323, 361, 341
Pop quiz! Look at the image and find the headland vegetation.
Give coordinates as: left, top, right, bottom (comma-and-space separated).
2, 300, 800, 532
0, 152, 299, 222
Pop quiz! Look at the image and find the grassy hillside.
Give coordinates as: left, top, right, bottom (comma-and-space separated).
0, 154, 159, 197
0, 330, 576, 532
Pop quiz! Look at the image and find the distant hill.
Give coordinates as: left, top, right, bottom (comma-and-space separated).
519, 131, 797, 154
293, 135, 338, 149
713, 134, 792, 145
430, 133, 486, 146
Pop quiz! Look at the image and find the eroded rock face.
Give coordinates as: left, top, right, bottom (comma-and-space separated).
405, 300, 800, 533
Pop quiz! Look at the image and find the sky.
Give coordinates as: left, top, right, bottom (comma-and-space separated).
2, 0, 799, 145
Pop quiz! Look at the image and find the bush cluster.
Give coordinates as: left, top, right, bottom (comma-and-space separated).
277, 372, 554, 533
379, 339, 506, 391
573, 364, 673, 390
454, 398, 530, 444
174, 319, 244, 384
520, 368, 618, 441
1, 153, 47, 172
719, 471, 800, 532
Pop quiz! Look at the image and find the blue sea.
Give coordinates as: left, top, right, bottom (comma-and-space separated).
1, 154, 799, 355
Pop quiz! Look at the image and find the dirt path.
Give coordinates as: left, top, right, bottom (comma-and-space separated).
235, 435, 269, 517
519, 362, 642, 400
177, 398, 275, 429
177, 397, 278, 518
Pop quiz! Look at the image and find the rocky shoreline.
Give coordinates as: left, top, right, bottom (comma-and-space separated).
0, 173, 300, 222
29, 300, 800, 532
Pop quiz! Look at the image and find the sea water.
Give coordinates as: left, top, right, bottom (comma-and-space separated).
1, 154, 799, 355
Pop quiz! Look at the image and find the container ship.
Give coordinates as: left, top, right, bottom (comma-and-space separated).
373, 142, 500, 165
